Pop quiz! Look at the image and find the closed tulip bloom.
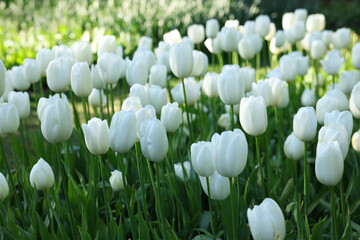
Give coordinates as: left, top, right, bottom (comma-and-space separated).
10, 66, 30, 91
174, 161, 191, 182
279, 55, 297, 82
301, 88, 316, 106
269, 78, 289, 108
255, 15, 271, 38
149, 85, 168, 114
202, 72, 219, 97
36, 48, 55, 76
349, 93, 360, 119
161, 102, 182, 132
41, 98, 73, 144
71, 62, 93, 97
315, 141, 344, 186
332, 28, 351, 49
71, 41, 92, 65
97, 35, 116, 58
116, 45, 124, 58
247, 198, 286, 240
220, 27, 238, 52
163, 29, 182, 45
109, 110, 137, 153
352, 82, 360, 112
8, 91, 30, 119
129, 83, 150, 106
282, 12, 295, 30
52, 45, 74, 58
149, 64, 167, 88
191, 141, 215, 177
2, 72, 13, 102
306, 14, 325, 32
138, 36, 153, 50
97, 52, 122, 85
91, 64, 105, 89
156, 51, 171, 73
169, 42, 194, 78
88, 88, 106, 108
310, 39, 325, 60
293, 107, 317, 142
322, 30, 333, 46
0, 172, 9, 200
238, 36, 256, 60
318, 124, 349, 159
139, 119, 168, 162
240, 96, 268, 136
295, 8, 308, 22
109, 170, 125, 191
46, 57, 76, 92
339, 71, 358, 94
352, 130, 360, 152
284, 132, 305, 160
252, 80, 273, 107
316, 90, 349, 124
23, 58, 41, 84
324, 110, 353, 141
37, 93, 68, 120
199, 171, 230, 200
285, 29, 296, 45
171, 77, 200, 105
133, 49, 156, 71
218, 113, 237, 130
321, 50, 345, 75
239, 67, 255, 92
136, 105, 156, 140
275, 30, 286, 48
0, 60, 5, 97
82, 118, 109, 155
244, 21, 256, 36
225, 19, 239, 29
30, 158, 55, 190
211, 129, 248, 177
217, 66, 244, 105
187, 24, 205, 44
289, 21, 306, 42
352, 43, 360, 70
121, 96, 142, 112
0, 103, 20, 135
206, 19, 219, 38
295, 55, 309, 76
264, 22, 276, 41
191, 50, 208, 77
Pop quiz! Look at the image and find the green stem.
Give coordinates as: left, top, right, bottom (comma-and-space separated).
229, 178, 236, 239
206, 177, 216, 240
330, 186, 339, 240
39, 77, 44, 97
217, 53, 224, 71
32, 83, 38, 109
110, 84, 115, 115
69, 89, 81, 130
340, 180, 346, 228
230, 105, 234, 130
232, 51, 239, 65
105, 84, 110, 121
304, 142, 308, 216
135, 142, 149, 223
82, 97, 89, 122
255, 136, 265, 198
99, 89, 104, 119
181, 78, 193, 142
98, 155, 109, 227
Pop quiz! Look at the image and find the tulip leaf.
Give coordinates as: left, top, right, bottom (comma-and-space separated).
311, 216, 328, 240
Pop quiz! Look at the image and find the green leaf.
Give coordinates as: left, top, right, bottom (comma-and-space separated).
311, 216, 328, 240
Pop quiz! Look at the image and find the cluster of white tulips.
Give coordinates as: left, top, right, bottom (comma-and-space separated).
0, 6, 360, 240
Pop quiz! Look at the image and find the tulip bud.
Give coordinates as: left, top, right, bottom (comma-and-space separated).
238, 36, 256, 60
282, 12, 295, 30
129, 83, 150, 107
315, 141, 344, 186
349, 93, 360, 119
352, 43, 360, 70
220, 27, 238, 52
97, 35, 116, 58
211, 129, 248, 177
36, 48, 55, 76
293, 107, 317, 142
318, 124, 349, 159
171, 77, 200, 105
52, 45, 74, 59
255, 15, 271, 38
244, 21, 255, 36
174, 161, 191, 182
163, 29, 182, 45
23, 58, 41, 84
0, 103, 20, 135
160, 102, 181, 133
41, 98, 73, 144
169, 42, 194, 78
88, 88, 106, 108
218, 113, 237, 130
82, 118, 109, 155
138, 36, 153, 50
10, 66, 30, 91
352, 130, 360, 152
275, 30, 286, 47
269, 78, 289, 108
295, 55, 309, 76
108, 110, 137, 153
289, 21, 306, 42
109, 170, 125, 191
239, 67, 255, 92
284, 132, 305, 160
91, 64, 105, 90
156, 51, 170, 73
206, 19, 219, 38
135, 105, 156, 141
8, 91, 30, 119
322, 30, 333, 46
121, 96, 142, 112
97, 52, 122, 85
46, 57, 76, 92
240, 96, 268, 136
149, 64, 167, 88
133, 49, 156, 71
30, 158, 55, 190
306, 14, 326, 33
2, 72, 13, 102
191, 50, 208, 77
324, 110, 353, 141
0, 172, 9, 200
217, 66, 244, 105
191, 141, 215, 177
202, 72, 219, 98
316, 89, 349, 124
321, 50, 345, 75
71, 62, 93, 97
301, 88, 316, 106
295, 8, 308, 22
265, 23, 276, 41
187, 24, 205, 44
280, 55, 297, 82
72, 41, 92, 65
139, 119, 168, 162
339, 71, 359, 94
0, 60, 5, 98
252, 80, 273, 106
247, 198, 286, 240
149, 85, 168, 114
199, 171, 230, 200
332, 28, 351, 49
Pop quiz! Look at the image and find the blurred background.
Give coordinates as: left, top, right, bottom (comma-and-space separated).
1, 0, 359, 68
